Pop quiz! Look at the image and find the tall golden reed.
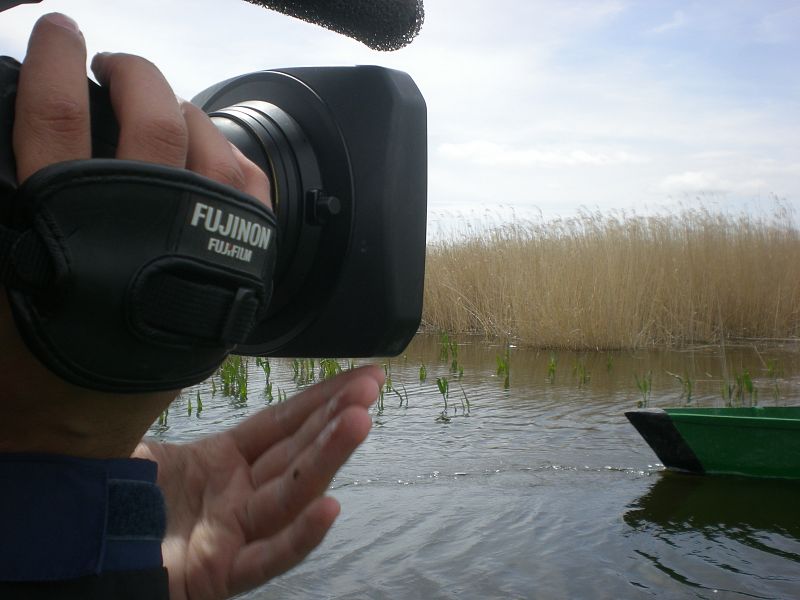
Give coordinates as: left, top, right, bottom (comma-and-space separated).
422, 206, 800, 349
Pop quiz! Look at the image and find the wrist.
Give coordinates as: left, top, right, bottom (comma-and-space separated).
0, 453, 166, 580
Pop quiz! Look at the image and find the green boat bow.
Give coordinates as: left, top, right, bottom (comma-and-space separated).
626, 407, 800, 479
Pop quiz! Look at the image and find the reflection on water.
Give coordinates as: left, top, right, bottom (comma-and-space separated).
625, 474, 800, 599
153, 334, 800, 599
627, 473, 800, 540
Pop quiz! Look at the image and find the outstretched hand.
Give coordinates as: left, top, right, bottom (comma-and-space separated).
134, 365, 382, 600
5, 14, 384, 599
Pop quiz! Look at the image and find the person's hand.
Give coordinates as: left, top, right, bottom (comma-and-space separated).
134, 365, 382, 600
1, 12, 271, 458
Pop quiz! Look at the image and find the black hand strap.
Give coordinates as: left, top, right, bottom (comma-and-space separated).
2, 159, 277, 392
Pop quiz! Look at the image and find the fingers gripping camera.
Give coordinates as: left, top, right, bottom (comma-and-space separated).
0, 58, 427, 392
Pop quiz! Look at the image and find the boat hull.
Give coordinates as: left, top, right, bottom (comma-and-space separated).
625, 407, 800, 479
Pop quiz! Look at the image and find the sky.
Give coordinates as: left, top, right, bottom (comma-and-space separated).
1, 0, 799, 232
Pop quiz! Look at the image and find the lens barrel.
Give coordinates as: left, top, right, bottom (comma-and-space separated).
193, 66, 427, 358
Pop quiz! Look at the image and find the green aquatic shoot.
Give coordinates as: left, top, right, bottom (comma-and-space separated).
196, 390, 203, 415
439, 331, 451, 361
547, 353, 558, 383
635, 371, 652, 408
419, 363, 427, 382
436, 376, 451, 422
377, 386, 385, 414
219, 355, 249, 401
496, 341, 510, 389
767, 359, 781, 403
382, 362, 407, 408
574, 360, 590, 387
457, 381, 471, 415
319, 358, 342, 379
666, 370, 694, 404
721, 377, 734, 404
256, 356, 271, 380
291, 358, 316, 385
157, 407, 169, 428
265, 381, 273, 403
450, 342, 462, 377
734, 370, 757, 407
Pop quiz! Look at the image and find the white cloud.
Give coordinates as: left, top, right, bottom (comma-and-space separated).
659, 171, 768, 195
649, 10, 687, 34
439, 141, 648, 168
756, 4, 800, 44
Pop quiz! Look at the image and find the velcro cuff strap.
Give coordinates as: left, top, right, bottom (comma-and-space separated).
0, 455, 165, 582
137, 272, 260, 344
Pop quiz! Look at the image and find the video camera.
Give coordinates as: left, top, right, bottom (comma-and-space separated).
0, 2, 427, 393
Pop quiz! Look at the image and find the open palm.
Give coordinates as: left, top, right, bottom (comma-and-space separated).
135, 366, 382, 600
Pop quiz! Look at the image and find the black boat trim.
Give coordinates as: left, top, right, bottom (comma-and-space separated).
625, 409, 705, 474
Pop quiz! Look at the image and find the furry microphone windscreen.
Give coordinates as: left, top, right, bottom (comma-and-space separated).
244, 0, 424, 50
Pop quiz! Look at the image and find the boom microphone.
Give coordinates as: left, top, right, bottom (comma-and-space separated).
244, 0, 424, 50
0, 0, 425, 50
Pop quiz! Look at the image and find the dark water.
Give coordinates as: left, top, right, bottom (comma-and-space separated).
152, 336, 800, 599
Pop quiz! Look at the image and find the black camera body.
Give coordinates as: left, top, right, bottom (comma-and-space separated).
0, 57, 427, 392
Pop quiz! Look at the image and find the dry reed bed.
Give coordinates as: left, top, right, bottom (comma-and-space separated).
422, 208, 800, 349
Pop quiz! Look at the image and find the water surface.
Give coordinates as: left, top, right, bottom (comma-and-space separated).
152, 335, 800, 599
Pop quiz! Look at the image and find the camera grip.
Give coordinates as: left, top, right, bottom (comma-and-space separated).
0, 55, 119, 194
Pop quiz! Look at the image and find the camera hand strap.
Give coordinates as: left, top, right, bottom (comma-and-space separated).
1, 159, 277, 392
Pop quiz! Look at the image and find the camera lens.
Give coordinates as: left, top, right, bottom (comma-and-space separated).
195, 71, 354, 353
209, 102, 321, 304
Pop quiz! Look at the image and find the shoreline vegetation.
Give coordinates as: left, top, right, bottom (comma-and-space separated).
421, 206, 800, 350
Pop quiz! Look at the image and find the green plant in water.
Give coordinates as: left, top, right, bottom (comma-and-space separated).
196, 389, 203, 416
382, 362, 407, 408
265, 381, 273, 403
721, 377, 734, 405
666, 370, 694, 405
292, 358, 316, 385
733, 369, 757, 407
219, 355, 249, 401
377, 386, 385, 414
435, 376, 451, 422
450, 341, 463, 377
635, 371, 652, 408
574, 359, 590, 387
606, 354, 614, 373
419, 363, 427, 382
496, 341, 510, 389
439, 331, 451, 361
457, 381, 471, 415
547, 353, 558, 383
766, 359, 782, 403
319, 358, 342, 379
396, 381, 409, 408
157, 407, 169, 428
438, 332, 463, 376
255, 356, 271, 380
